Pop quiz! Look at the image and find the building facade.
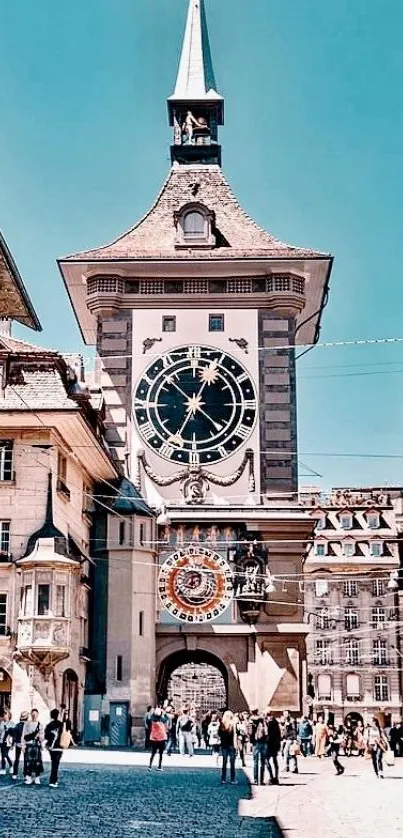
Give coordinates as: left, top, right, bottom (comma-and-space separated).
0, 334, 118, 731
58, 0, 334, 741
303, 486, 403, 725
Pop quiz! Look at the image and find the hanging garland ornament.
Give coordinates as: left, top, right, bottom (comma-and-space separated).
158, 546, 233, 623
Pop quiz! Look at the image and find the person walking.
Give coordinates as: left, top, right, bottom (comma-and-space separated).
0, 709, 14, 775
266, 710, 281, 785
11, 711, 28, 780
365, 717, 388, 779
44, 709, 65, 788
144, 706, 152, 750
249, 710, 268, 785
283, 715, 299, 774
236, 713, 249, 767
22, 709, 44, 785
219, 711, 237, 784
207, 712, 221, 765
177, 708, 194, 757
298, 716, 313, 757
314, 715, 329, 759
327, 725, 345, 775
148, 706, 168, 771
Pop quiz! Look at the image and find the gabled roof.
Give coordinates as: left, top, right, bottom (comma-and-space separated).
169, 0, 222, 103
0, 230, 41, 331
62, 165, 328, 262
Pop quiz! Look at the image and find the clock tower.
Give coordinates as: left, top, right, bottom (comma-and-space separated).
59, 0, 333, 734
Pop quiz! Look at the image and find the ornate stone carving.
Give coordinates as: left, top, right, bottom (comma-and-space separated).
142, 337, 162, 355
137, 448, 255, 504
229, 337, 249, 354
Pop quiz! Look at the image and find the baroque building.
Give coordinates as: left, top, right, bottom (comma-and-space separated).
58, 0, 334, 743
0, 332, 118, 730
303, 486, 403, 725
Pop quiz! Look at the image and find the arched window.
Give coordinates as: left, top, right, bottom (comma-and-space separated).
183, 210, 206, 238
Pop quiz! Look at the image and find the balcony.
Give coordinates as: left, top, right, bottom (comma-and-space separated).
85, 272, 306, 316
17, 616, 70, 657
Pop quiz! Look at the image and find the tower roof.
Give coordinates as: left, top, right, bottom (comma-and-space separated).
169, 0, 223, 103
0, 230, 41, 331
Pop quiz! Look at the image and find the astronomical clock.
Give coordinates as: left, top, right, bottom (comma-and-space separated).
133, 345, 257, 465
158, 546, 234, 623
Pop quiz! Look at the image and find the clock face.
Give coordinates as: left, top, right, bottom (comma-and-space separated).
158, 546, 233, 623
133, 345, 257, 464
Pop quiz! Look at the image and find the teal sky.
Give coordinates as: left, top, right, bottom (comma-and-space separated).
1, 0, 403, 489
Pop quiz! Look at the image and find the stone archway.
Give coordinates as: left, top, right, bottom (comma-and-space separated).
157, 649, 228, 714
0, 666, 12, 714
62, 669, 79, 734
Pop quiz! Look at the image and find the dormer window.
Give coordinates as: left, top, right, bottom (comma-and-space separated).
340, 514, 352, 530
370, 541, 383, 557
343, 541, 355, 557
367, 513, 380, 529
316, 516, 326, 531
183, 210, 207, 239
175, 203, 215, 248
315, 542, 327, 557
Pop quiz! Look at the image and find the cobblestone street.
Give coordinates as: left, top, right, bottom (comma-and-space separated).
0, 751, 403, 837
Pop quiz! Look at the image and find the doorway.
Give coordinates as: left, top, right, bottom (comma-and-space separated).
109, 701, 129, 747
0, 668, 11, 714
62, 669, 79, 734
158, 650, 228, 714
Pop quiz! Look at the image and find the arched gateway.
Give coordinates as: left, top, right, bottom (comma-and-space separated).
157, 650, 228, 713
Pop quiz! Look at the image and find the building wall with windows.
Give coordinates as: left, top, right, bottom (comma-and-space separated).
303, 487, 403, 724
0, 336, 117, 730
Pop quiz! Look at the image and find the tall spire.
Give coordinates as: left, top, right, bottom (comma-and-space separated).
168, 0, 224, 166
171, 0, 222, 102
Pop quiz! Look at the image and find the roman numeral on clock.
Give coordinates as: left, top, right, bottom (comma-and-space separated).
236, 372, 248, 383
237, 424, 250, 440
218, 445, 227, 457
159, 443, 174, 459
162, 354, 175, 368
189, 452, 200, 465
140, 421, 155, 441
188, 346, 201, 359
244, 399, 256, 410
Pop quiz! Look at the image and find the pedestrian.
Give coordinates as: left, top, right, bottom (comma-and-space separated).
283, 715, 299, 774
177, 708, 194, 757
148, 706, 168, 771
389, 723, 400, 758
0, 709, 14, 775
164, 703, 177, 756
314, 715, 329, 759
11, 711, 29, 780
144, 705, 152, 750
44, 709, 65, 788
327, 725, 345, 775
22, 709, 44, 785
298, 716, 313, 757
266, 710, 281, 785
365, 716, 388, 779
219, 710, 237, 784
208, 712, 221, 764
249, 709, 267, 785
236, 713, 249, 767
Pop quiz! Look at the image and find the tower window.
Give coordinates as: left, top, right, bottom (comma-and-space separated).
209, 314, 224, 332
119, 522, 125, 546
116, 655, 123, 682
183, 210, 207, 239
139, 611, 144, 636
163, 316, 176, 332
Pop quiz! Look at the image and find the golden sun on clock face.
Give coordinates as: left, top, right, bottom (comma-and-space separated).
158, 547, 234, 623
133, 345, 257, 465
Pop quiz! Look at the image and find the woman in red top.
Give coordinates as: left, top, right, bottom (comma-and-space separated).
148, 707, 168, 772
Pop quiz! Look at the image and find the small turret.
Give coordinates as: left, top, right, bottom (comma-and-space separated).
167, 0, 224, 165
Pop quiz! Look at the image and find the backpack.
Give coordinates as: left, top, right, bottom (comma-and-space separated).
180, 718, 193, 733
